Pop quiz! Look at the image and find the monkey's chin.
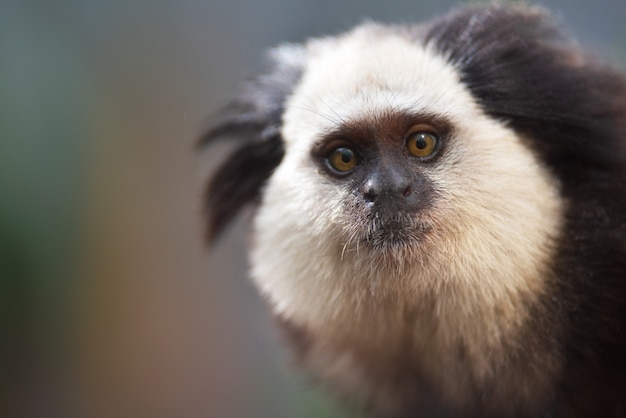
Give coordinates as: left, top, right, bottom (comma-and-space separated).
361, 222, 431, 253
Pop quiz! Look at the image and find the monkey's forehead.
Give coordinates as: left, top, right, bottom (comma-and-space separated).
281, 24, 482, 145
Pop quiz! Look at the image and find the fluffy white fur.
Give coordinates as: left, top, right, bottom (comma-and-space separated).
249, 24, 564, 405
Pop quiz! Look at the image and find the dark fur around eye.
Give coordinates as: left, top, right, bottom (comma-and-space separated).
200, 46, 306, 243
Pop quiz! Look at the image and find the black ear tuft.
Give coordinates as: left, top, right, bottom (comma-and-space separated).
201, 45, 306, 244
204, 132, 284, 243
424, 4, 626, 173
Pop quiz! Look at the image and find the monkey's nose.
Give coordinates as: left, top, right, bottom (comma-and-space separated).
361, 171, 415, 206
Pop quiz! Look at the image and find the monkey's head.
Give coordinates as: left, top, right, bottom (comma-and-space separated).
249, 23, 566, 324
202, 7, 626, 403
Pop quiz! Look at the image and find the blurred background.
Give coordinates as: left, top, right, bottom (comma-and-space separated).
1, 0, 625, 417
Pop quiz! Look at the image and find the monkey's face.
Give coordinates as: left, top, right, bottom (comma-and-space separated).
308, 109, 446, 253
250, 25, 562, 325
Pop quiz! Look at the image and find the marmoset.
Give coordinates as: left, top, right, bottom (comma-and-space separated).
203, 4, 626, 417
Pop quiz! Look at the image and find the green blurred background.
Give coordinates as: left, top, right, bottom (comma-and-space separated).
1, 0, 625, 417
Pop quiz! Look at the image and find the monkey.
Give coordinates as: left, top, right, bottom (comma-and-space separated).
201, 4, 626, 417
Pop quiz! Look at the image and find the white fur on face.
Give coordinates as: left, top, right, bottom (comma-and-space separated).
249, 24, 563, 394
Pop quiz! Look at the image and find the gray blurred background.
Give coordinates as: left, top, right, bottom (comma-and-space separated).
1, 1, 625, 417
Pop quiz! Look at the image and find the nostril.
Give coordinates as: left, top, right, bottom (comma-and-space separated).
364, 190, 377, 203
403, 185, 413, 197
362, 180, 378, 203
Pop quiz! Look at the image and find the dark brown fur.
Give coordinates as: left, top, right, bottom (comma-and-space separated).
423, 5, 626, 417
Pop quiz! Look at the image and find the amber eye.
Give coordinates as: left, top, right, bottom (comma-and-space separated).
406, 132, 438, 158
327, 147, 357, 173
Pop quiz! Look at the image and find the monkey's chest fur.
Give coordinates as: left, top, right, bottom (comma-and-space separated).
274, 269, 561, 418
